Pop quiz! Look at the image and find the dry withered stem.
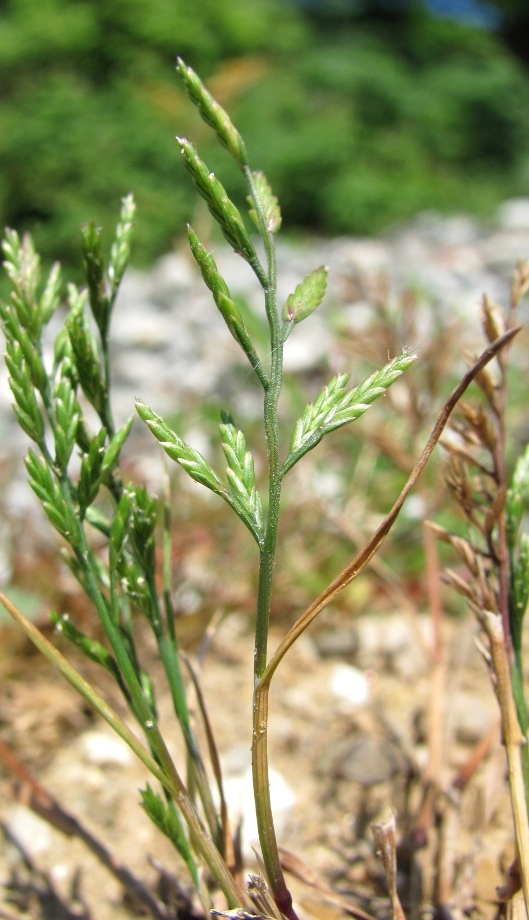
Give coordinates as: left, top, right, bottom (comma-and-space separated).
480, 610, 529, 913
372, 815, 406, 920
433, 263, 529, 913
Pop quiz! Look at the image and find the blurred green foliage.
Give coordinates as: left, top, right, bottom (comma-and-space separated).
2, 0, 529, 271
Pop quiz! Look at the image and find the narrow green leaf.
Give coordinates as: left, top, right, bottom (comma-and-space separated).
51, 611, 123, 683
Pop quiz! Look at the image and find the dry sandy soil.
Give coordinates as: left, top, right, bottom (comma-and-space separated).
0, 600, 519, 920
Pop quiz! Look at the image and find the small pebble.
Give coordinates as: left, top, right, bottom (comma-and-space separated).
79, 730, 133, 767
4, 805, 53, 857
221, 762, 295, 853
329, 663, 370, 707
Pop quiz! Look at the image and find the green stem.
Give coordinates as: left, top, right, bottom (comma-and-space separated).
244, 167, 299, 919
67, 500, 237, 895
149, 587, 223, 846
244, 166, 282, 680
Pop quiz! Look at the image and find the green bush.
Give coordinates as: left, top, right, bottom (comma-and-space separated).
2, 0, 529, 272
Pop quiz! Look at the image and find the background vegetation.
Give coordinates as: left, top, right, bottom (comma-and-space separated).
1, 0, 529, 271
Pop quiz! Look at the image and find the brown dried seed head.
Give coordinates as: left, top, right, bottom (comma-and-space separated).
474, 365, 499, 409
482, 294, 505, 343
512, 260, 529, 307
442, 568, 475, 601
484, 485, 506, 533
481, 414, 498, 452
451, 534, 480, 575
426, 520, 451, 543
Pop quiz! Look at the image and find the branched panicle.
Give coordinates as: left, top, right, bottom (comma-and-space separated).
81, 222, 109, 337
282, 352, 416, 475
109, 194, 135, 295
78, 428, 107, 517
136, 59, 420, 914
435, 267, 529, 802
53, 376, 80, 471
130, 486, 157, 578
220, 412, 264, 543
66, 289, 107, 418
136, 398, 225, 495
2, 230, 52, 340
436, 270, 529, 619
140, 783, 199, 884
248, 171, 281, 235
434, 272, 529, 896
177, 138, 257, 264
1, 202, 144, 634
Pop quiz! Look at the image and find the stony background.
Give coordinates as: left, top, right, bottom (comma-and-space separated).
2, 197, 529, 489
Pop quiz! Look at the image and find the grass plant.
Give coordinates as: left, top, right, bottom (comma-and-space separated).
0, 59, 527, 920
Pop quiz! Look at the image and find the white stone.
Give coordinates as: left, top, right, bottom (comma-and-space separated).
497, 198, 529, 231
150, 252, 195, 298
79, 730, 133, 767
222, 763, 295, 853
329, 663, 370, 707
282, 318, 332, 372
5, 805, 53, 857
